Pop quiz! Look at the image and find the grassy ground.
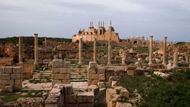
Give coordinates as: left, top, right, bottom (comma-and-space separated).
0, 90, 43, 102
117, 70, 190, 107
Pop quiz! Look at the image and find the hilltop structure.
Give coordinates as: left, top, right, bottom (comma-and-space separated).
72, 22, 120, 42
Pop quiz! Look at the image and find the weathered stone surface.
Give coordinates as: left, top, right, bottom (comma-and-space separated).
0, 66, 22, 92
52, 59, 71, 84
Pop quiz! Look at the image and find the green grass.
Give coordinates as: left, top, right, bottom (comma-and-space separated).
117, 70, 190, 107
0, 90, 43, 102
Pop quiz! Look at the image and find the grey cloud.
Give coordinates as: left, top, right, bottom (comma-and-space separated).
0, 0, 189, 41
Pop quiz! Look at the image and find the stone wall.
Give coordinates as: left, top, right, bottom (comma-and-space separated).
45, 84, 94, 107
52, 59, 71, 85
22, 63, 34, 79
0, 66, 23, 92
88, 62, 105, 85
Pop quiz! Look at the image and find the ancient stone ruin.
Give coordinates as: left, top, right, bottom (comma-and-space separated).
0, 24, 190, 107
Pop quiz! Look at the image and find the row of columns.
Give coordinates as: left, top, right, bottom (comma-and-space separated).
18, 34, 189, 68
148, 36, 188, 68
18, 33, 39, 69
148, 36, 168, 66
78, 36, 111, 65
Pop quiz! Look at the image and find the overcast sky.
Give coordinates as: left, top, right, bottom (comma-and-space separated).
0, 0, 190, 41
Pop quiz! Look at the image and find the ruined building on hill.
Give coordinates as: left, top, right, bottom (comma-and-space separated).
72, 22, 120, 42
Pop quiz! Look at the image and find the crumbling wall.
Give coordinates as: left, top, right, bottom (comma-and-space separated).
0, 66, 23, 92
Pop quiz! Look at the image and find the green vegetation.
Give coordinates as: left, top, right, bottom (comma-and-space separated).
0, 37, 72, 46
117, 70, 190, 107
0, 90, 43, 102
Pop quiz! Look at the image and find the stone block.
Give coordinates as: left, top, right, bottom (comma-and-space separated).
99, 74, 105, 81
116, 102, 132, 107
78, 104, 93, 107
60, 68, 70, 74
45, 103, 59, 107
89, 80, 99, 85
89, 62, 97, 68
64, 84, 73, 95
11, 74, 22, 80
90, 74, 99, 80
52, 74, 65, 80
0, 67, 4, 73
120, 88, 129, 98
64, 104, 78, 107
13, 80, 22, 91
62, 80, 70, 84
64, 74, 70, 80
127, 70, 135, 76
77, 95, 94, 104
2, 85, 13, 92
53, 80, 62, 84
52, 68, 60, 74
0, 74, 10, 80
65, 94, 77, 104
4, 66, 13, 74
12, 66, 22, 74
63, 61, 71, 68
0, 80, 11, 86
52, 60, 63, 68
98, 67, 105, 74
97, 82, 105, 88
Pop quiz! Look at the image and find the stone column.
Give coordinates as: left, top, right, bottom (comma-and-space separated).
93, 37, 96, 62
18, 36, 23, 64
34, 33, 38, 68
107, 38, 111, 65
148, 36, 153, 65
173, 49, 178, 68
78, 37, 82, 65
162, 36, 167, 65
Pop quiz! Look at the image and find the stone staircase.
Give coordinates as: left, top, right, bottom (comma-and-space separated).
39, 69, 88, 82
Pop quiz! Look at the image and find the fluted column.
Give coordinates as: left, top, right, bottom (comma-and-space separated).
162, 36, 167, 65
148, 36, 153, 65
18, 36, 23, 64
93, 37, 96, 62
34, 33, 38, 68
78, 38, 82, 65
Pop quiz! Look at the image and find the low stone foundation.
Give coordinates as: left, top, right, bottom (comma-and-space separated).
45, 84, 94, 107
